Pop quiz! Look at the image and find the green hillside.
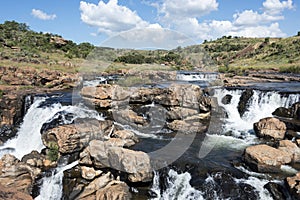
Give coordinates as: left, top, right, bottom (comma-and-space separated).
197, 35, 300, 73
0, 21, 94, 72
0, 20, 299, 74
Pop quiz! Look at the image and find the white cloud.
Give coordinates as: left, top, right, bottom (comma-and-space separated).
101, 26, 195, 49
263, 0, 294, 15
159, 0, 218, 19
31, 9, 56, 20
233, 10, 284, 27
80, 0, 149, 35
156, 0, 293, 40
80, 0, 294, 46
228, 23, 286, 38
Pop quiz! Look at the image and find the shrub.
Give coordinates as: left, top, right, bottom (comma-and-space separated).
47, 142, 59, 162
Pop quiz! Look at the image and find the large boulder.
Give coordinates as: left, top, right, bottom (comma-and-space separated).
111, 130, 139, 147
286, 172, 300, 199
277, 140, 300, 163
81, 84, 115, 100
291, 102, 300, 120
0, 154, 41, 194
0, 183, 33, 200
21, 150, 45, 169
155, 84, 203, 109
77, 172, 131, 200
42, 119, 113, 154
244, 144, 291, 172
80, 140, 153, 182
166, 107, 199, 120
113, 109, 147, 126
167, 114, 209, 134
253, 117, 286, 140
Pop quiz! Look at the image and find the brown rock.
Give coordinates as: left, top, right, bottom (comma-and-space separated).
113, 109, 147, 125
155, 84, 203, 109
244, 144, 291, 172
278, 140, 300, 163
111, 130, 139, 147
167, 114, 209, 134
21, 150, 45, 168
166, 107, 199, 120
254, 117, 286, 140
42, 119, 113, 154
80, 140, 153, 182
0, 183, 33, 200
107, 147, 153, 182
77, 171, 131, 200
95, 180, 132, 200
286, 172, 300, 199
0, 154, 41, 194
81, 84, 115, 100
81, 166, 102, 180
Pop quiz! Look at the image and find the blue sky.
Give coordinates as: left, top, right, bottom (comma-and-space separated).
0, 0, 299, 48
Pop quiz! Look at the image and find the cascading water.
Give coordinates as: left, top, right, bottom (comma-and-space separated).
0, 96, 103, 159
150, 169, 204, 200
149, 86, 300, 200
35, 161, 79, 200
214, 89, 300, 137
150, 168, 275, 200
176, 72, 219, 82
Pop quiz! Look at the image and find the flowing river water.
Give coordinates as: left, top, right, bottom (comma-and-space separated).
0, 72, 300, 199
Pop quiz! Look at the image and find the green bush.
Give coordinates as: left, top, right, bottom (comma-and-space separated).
47, 142, 59, 162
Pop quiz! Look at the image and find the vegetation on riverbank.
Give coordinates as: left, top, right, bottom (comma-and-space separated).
0, 20, 299, 74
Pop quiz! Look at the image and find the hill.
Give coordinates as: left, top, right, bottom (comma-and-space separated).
0, 20, 94, 72
192, 35, 300, 73
0, 20, 299, 74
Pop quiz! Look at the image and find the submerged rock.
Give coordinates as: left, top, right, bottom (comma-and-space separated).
264, 182, 289, 200
221, 94, 233, 105
244, 144, 291, 172
253, 117, 286, 140
237, 89, 253, 117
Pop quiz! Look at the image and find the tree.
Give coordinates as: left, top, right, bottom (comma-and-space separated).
297, 31, 300, 36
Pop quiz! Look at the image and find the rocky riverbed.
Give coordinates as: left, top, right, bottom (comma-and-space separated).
0, 69, 300, 199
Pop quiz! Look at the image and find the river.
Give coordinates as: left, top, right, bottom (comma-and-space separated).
0, 72, 299, 199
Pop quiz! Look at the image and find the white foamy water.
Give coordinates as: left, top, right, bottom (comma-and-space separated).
151, 169, 204, 200
214, 89, 300, 137
202, 134, 256, 151
83, 76, 107, 87
176, 72, 219, 82
0, 96, 103, 160
35, 161, 79, 200
234, 177, 273, 200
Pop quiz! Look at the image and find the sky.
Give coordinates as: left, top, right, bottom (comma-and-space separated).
0, 0, 299, 49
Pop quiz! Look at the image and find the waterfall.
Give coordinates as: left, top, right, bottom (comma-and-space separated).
151, 169, 273, 200
150, 169, 204, 200
35, 161, 79, 200
0, 96, 103, 160
176, 72, 219, 82
214, 89, 300, 137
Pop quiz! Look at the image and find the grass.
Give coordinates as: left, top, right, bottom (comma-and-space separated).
279, 65, 300, 73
